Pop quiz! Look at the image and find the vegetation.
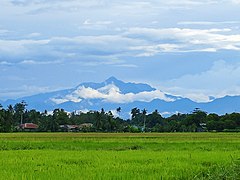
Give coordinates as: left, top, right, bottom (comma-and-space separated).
1, 101, 239, 178
0, 133, 239, 179
0, 102, 240, 132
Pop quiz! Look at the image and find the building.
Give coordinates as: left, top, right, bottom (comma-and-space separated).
19, 123, 39, 131
59, 123, 93, 132
59, 125, 80, 132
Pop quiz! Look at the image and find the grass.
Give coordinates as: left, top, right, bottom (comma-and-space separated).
0, 133, 239, 179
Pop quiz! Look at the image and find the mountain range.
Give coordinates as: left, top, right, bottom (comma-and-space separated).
1, 76, 240, 119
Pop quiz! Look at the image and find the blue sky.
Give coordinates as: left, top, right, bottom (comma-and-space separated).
1, 0, 240, 102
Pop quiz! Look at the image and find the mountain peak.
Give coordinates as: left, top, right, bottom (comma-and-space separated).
2, 77, 240, 119
104, 76, 122, 84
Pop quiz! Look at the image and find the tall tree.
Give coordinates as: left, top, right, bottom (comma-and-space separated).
95, 111, 102, 131
131, 107, 140, 119
116, 107, 121, 117
14, 100, 27, 124
142, 109, 147, 132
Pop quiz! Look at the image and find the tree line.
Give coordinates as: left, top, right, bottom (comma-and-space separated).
0, 101, 240, 132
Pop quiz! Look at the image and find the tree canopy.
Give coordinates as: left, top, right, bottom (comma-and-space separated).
0, 102, 239, 132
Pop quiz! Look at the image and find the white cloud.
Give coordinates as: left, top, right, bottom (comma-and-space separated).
20, 59, 61, 65
0, 85, 52, 100
2, 27, 240, 64
50, 98, 68, 104
126, 27, 240, 55
45, 35, 146, 61
178, 21, 240, 25
26, 32, 41, 37
0, 34, 145, 64
8, 0, 124, 14
80, 19, 113, 30
83, 19, 112, 26
231, 0, 240, 4
0, 29, 10, 34
114, 64, 138, 68
160, 60, 240, 102
51, 94, 82, 104
129, 44, 182, 57
0, 61, 12, 65
1, 22, 240, 64
51, 84, 175, 105
0, 39, 49, 56
126, 27, 232, 41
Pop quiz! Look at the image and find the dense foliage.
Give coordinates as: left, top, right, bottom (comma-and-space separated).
0, 102, 240, 132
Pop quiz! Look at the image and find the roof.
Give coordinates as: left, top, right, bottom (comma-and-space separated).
20, 123, 38, 129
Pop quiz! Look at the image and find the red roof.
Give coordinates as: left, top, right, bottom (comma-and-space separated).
20, 123, 38, 129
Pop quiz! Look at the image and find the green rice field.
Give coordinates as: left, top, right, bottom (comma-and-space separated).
0, 133, 240, 179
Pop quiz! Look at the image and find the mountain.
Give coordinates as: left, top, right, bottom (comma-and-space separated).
198, 95, 240, 114
80, 76, 156, 94
1, 77, 240, 119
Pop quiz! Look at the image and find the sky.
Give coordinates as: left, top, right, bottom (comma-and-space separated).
1, 0, 240, 102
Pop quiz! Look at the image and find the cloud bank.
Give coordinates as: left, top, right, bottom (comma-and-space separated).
1, 27, 240, 64
51, 84, 174, 104
160, 60, 240, 102
1, 0, 240, 101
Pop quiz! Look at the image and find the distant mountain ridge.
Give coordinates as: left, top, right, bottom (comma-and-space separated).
78, 76, 156, 94
1, 77, 240, 119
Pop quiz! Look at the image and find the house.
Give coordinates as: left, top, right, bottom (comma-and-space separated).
79, 123, 93, 130
59, 125, 80, 132
59, 123, 93, 132
198, 123, 207, 132
19, 123, 38, 131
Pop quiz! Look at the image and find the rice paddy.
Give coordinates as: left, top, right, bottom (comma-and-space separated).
0, 133, 239, 179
